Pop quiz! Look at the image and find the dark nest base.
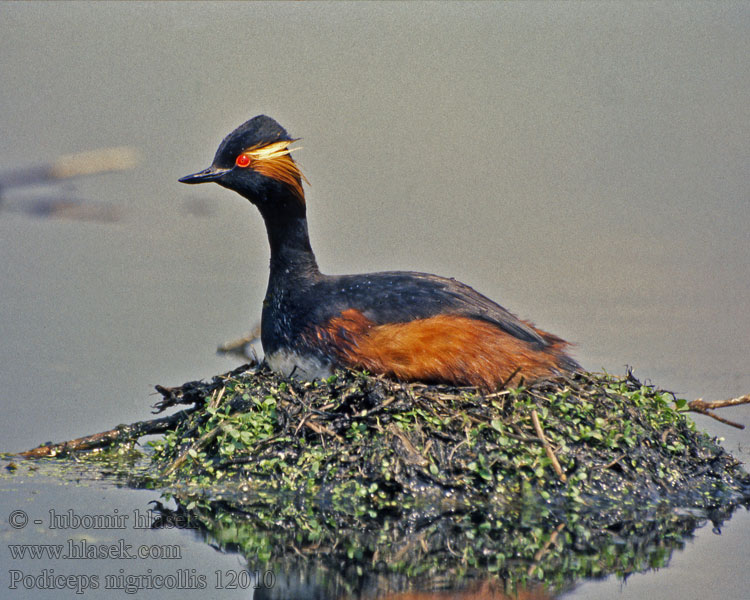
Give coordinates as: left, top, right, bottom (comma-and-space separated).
15, 367, 750, 595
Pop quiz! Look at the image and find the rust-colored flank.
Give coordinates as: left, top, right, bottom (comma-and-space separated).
313, 309, 572, 390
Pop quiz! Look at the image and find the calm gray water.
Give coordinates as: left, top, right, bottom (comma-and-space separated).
1, 2, 748, 599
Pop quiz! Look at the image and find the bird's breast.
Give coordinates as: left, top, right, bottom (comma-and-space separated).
264, 349, 333, 380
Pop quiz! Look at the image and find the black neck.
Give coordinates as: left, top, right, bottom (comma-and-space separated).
259, 205, 320, 281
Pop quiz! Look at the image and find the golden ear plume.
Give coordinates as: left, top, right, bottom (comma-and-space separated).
246, 140, 308, 203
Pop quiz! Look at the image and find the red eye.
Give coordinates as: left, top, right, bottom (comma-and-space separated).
235, 153, 252, 168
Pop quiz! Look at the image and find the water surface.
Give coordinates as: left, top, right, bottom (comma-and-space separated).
1, 3, 748, 599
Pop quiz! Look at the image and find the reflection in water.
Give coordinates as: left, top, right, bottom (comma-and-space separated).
353, 581, 552, 600
0, 195, 217, 222
143, 488, 744, 600
258, 574, 552, 600
0, 195, 121, 222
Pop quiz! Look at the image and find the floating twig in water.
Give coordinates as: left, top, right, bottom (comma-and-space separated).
217, 324, 262, 358
0, 146, 139, 221
0, 147, 140, 198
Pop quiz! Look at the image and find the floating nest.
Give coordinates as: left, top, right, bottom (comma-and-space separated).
15, 366, 750, 595
148, 367, 747, 505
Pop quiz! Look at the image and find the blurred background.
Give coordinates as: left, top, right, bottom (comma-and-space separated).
0, 3, 748, 598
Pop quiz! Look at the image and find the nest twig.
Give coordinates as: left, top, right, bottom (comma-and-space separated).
688, 394, 750, 429
19, 410, 192, 458
531, 409, 567, 483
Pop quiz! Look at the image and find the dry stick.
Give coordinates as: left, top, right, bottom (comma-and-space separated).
600, 453, 627, 470
688, 394, 750, 430
217, 324, 262, 356
163, 422, 228, 477
208, 386, 227, 410
689, 409, 744, 430
0, 147, 140, 193
19, 411, 191, 458
294, 412, 313, 436
530, 409, 567, 483
388, 423, 429, 467
690, 394, 750, 410
162, 389, 234, 476
304, 419, 343, 443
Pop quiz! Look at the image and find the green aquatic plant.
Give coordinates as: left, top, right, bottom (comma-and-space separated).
11, 367, 750, 594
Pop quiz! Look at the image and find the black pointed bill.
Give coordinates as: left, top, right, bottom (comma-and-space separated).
178, 166, 230, 184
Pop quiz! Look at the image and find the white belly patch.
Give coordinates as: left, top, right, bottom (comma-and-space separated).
265, 351, 333, 381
